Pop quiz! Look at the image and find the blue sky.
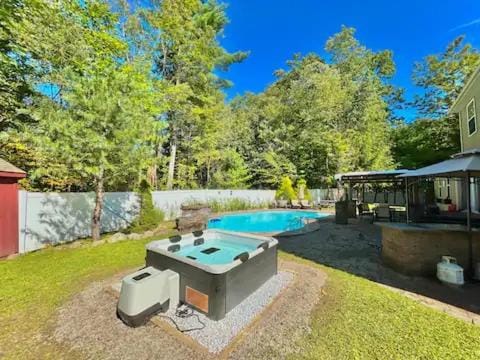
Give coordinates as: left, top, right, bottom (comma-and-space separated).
218, 0, 480, 121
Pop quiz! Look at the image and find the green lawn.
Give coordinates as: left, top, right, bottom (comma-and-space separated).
1, 237, 480, 359
285, 253, 480, 360
0, 233, 175, 359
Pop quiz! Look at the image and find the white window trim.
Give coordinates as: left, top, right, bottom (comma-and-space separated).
459, 111, 464, 151
467, 97, 477, 137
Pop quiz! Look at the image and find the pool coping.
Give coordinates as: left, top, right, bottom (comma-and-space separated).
208, 209, 333, 237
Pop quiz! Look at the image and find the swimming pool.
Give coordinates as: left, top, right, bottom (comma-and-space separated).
207, 210, 328, 233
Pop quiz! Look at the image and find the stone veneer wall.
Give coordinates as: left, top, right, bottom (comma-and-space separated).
381, 226, 480, 276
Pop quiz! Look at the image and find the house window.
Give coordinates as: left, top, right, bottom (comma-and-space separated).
467, 98, 476, 136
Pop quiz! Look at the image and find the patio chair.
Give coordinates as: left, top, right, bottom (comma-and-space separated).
300, 200, 312, 209
358, 203, 374, 215
375, 204, 391, 221
276, 199, 288, 208
318, 199, 336, 208
290, 199, 301, 209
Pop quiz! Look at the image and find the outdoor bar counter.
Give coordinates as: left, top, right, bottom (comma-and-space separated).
378, 222, 480, 276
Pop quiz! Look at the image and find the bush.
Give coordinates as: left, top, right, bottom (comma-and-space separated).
296, 178, 312, 201
275, 176, 297, 200
129, 180, 164, 233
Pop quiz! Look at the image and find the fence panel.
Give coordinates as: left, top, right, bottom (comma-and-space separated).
18, 191, 139, 253
18, 188, 344, 253
151, 189, 276, 220
310, 188, 344, 203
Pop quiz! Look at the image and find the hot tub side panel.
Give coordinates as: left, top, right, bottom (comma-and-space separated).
145, 244, 278, 320
145, 250, 227, 320
225, 245, 278, 313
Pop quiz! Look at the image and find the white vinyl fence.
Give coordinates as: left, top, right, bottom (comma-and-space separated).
18, 191, 139, 253
151, 189, 276, 220
18, 188, 349, 254
18, 189, 276, 253
310, 188, 344, 203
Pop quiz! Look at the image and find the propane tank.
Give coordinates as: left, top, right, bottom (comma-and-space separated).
437, 256, 464, 286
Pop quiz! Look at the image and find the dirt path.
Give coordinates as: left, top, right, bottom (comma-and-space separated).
51, 260, 326, 360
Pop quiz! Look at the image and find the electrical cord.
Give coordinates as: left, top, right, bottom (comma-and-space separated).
157, 304, 206, 333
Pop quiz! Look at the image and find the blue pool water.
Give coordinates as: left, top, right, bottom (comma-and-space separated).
207, 210, 327, 233
177, 239, 256, 265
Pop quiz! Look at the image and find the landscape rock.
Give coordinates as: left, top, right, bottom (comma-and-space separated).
69, 241, 83, 248
107, 233, 127, 243
143, 230, 154, 238
127, 233, 142, 240
176, 204, 211, 232
91, 240, 106, 247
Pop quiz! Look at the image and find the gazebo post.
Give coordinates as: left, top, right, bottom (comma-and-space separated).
466, 172, 472, 232
466, 171, 474, 275
405, 178, 409, 224
393, 182, 397, 205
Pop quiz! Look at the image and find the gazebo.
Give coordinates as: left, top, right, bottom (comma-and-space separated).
399, 149, 480, 227
334, 169, 413, 223
397, 149, 480, 275
335, 169, 412, 203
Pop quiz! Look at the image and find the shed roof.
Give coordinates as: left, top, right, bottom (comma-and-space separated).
0, 158, 26, 177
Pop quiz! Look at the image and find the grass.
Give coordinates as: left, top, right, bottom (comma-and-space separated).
1, 232, 480, 359
0, 229, 176, 359
282, 252, 480, 360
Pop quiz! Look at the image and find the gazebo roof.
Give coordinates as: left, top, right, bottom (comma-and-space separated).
335, 169, 412, 183
399, 150, 480, 178
0, 158, 26, 178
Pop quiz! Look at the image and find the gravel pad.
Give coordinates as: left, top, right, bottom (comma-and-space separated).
53, 261, 325, 359
158, 271, 293, 353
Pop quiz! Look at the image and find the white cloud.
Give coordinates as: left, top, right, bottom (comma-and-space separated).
450, 18, 480, 32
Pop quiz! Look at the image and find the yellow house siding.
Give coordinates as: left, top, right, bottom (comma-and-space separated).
451, 71, 480, 152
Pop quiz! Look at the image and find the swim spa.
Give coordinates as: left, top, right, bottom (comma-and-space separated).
145, 230, 278, 320
208, 210, 328, 233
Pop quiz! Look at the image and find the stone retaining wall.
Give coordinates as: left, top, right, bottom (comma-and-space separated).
381, 225, 480, 276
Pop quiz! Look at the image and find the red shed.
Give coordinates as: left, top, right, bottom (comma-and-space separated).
0, 158, 26, 258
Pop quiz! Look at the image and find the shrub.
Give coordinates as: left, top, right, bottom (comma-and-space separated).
296, 178, 312, 201
129, 180, 164, 233
275, 176, 297, 200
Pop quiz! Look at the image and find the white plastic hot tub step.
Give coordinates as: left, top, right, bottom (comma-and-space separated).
117, 266, 179, 327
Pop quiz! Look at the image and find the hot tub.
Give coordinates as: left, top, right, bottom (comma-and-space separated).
145, 230, 278, 320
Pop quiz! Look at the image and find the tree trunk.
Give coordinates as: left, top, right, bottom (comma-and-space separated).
166, 139, 177, 190
206, 161, 210, 188
91, 168, 105, 241
147, 164, 157, 189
